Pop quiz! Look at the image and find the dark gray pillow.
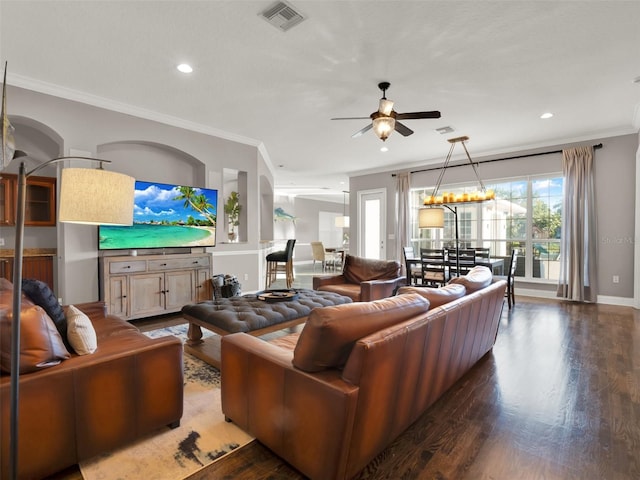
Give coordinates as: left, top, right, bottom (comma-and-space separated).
21, 279, 67, 341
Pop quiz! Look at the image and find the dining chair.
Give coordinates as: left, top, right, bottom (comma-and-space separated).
403, 246, 422, 285
474, 247, 491, 261
310, 241, 339, 271
420, 248, 448, 287
496, 248, 518, 308
448, 248, 475, 277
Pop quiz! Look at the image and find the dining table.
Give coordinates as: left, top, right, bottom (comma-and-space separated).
405, 255, 505, 284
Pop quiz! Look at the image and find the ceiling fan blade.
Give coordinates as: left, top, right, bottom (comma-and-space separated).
352, 123, 373, 138
395, 110, 441, 120
395, 121, 414, 137
378, 99, 394, 116
331, 117, 371, 120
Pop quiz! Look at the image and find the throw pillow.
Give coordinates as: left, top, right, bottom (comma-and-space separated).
449, 265, 493, 293
397, 283, 466, 309
65, 305, 98, 355
293, 293, 430, 373
0, 304, 71, 374
21, 279, 67, 341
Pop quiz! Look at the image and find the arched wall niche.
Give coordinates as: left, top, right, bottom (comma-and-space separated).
97, 140, 206, 188
8, 115, 63, 176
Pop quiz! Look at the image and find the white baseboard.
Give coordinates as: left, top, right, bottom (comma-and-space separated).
517, 287, 635, 307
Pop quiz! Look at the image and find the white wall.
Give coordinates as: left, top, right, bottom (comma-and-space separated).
272, 196, 344, 263
5, 85, 274, 302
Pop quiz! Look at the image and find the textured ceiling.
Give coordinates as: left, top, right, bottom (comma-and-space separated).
2, 1, 639, 203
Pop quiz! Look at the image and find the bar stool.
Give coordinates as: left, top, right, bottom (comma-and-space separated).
266, 239, 296, 288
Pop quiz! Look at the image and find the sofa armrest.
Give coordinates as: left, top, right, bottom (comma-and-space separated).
69, 301, 107, 320
221, 333, 359, 480
313, 274, 347, 289
360, 276, 406, 302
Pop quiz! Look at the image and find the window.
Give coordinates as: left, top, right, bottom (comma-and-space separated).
411, 173, 563, 281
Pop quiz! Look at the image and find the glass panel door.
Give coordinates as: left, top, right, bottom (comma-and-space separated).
358, 189, 386, 259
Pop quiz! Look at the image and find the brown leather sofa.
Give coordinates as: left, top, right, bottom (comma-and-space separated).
1, 282, 183, 480
221, 273, 507, 480
312, 254, 406, 301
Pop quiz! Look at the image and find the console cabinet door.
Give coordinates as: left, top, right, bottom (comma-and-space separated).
164, 270, 195, 310
195, 268, 211, 302
129, 273, 165, 318
107, 275, 129, 318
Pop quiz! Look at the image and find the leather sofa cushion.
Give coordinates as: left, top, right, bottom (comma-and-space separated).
396, 283, 466, 309
449, 265, 493, 293
293, 293, 429, 372
314, 283, 362, 302
1, 280, 71, 374
342, 255, 401, 284
1, 304, 70, 374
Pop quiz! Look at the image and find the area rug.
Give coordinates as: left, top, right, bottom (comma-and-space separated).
79, 323, 253, 480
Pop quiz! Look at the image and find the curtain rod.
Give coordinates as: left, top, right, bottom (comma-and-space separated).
392, 143, 603, 177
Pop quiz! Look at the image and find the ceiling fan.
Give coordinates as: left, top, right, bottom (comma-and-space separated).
331, 82, 441, 141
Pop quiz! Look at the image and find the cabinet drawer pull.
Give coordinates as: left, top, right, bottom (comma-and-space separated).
160, 263, 167, 266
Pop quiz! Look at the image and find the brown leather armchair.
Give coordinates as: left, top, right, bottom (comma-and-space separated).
312, 254, 405, 302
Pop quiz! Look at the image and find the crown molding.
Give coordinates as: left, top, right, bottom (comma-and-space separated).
7, 73, 262, 148
355, 126, 640, 179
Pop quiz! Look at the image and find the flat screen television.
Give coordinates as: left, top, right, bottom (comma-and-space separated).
98, 180, 218, 250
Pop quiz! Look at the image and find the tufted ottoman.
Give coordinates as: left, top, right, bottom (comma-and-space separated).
181, 289, 351, 367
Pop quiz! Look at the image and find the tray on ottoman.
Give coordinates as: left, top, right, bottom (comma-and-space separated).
181, 288, 351, 367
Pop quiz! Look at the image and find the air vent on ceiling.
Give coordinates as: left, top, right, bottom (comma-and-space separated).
260, 1, 305, 32
435, 126, 455, 135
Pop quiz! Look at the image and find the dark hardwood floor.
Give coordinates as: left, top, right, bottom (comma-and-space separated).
50, 295, 639, 479
186, 297, 640, 480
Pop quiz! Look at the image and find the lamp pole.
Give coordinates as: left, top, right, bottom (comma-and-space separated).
8, 160, 27, 480
443, 204, 460, 276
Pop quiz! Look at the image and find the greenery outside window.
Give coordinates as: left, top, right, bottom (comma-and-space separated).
410, 173, 563, 282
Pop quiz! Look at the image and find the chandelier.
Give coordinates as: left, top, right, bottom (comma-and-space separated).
422, 136, 494, 206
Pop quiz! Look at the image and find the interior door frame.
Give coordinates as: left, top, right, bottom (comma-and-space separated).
357, 188, 387, 259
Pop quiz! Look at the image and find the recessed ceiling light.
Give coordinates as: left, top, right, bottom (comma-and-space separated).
177, 63, 193, 73
380, 146, 389, 152
540, 112, 553, 119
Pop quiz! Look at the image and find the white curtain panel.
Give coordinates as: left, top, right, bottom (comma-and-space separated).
557, 146, 598, 302
395, 172, 411, 275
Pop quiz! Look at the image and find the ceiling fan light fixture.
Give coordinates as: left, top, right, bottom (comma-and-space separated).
372, 116, 395, 141
379, 98, 394, 116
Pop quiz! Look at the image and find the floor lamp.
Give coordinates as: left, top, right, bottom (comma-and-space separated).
418, 204, 459, 275
4, 153, 135, 480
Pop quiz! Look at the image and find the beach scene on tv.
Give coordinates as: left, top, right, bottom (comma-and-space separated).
99, 181, 217, 250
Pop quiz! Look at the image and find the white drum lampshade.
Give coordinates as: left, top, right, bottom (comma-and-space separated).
58, 168, 135, 225
418, 207, 444, 229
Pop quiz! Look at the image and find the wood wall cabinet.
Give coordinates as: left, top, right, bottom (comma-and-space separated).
0, 250, 56, 290
99, 252, 212, 320
0, 174, 56, 226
